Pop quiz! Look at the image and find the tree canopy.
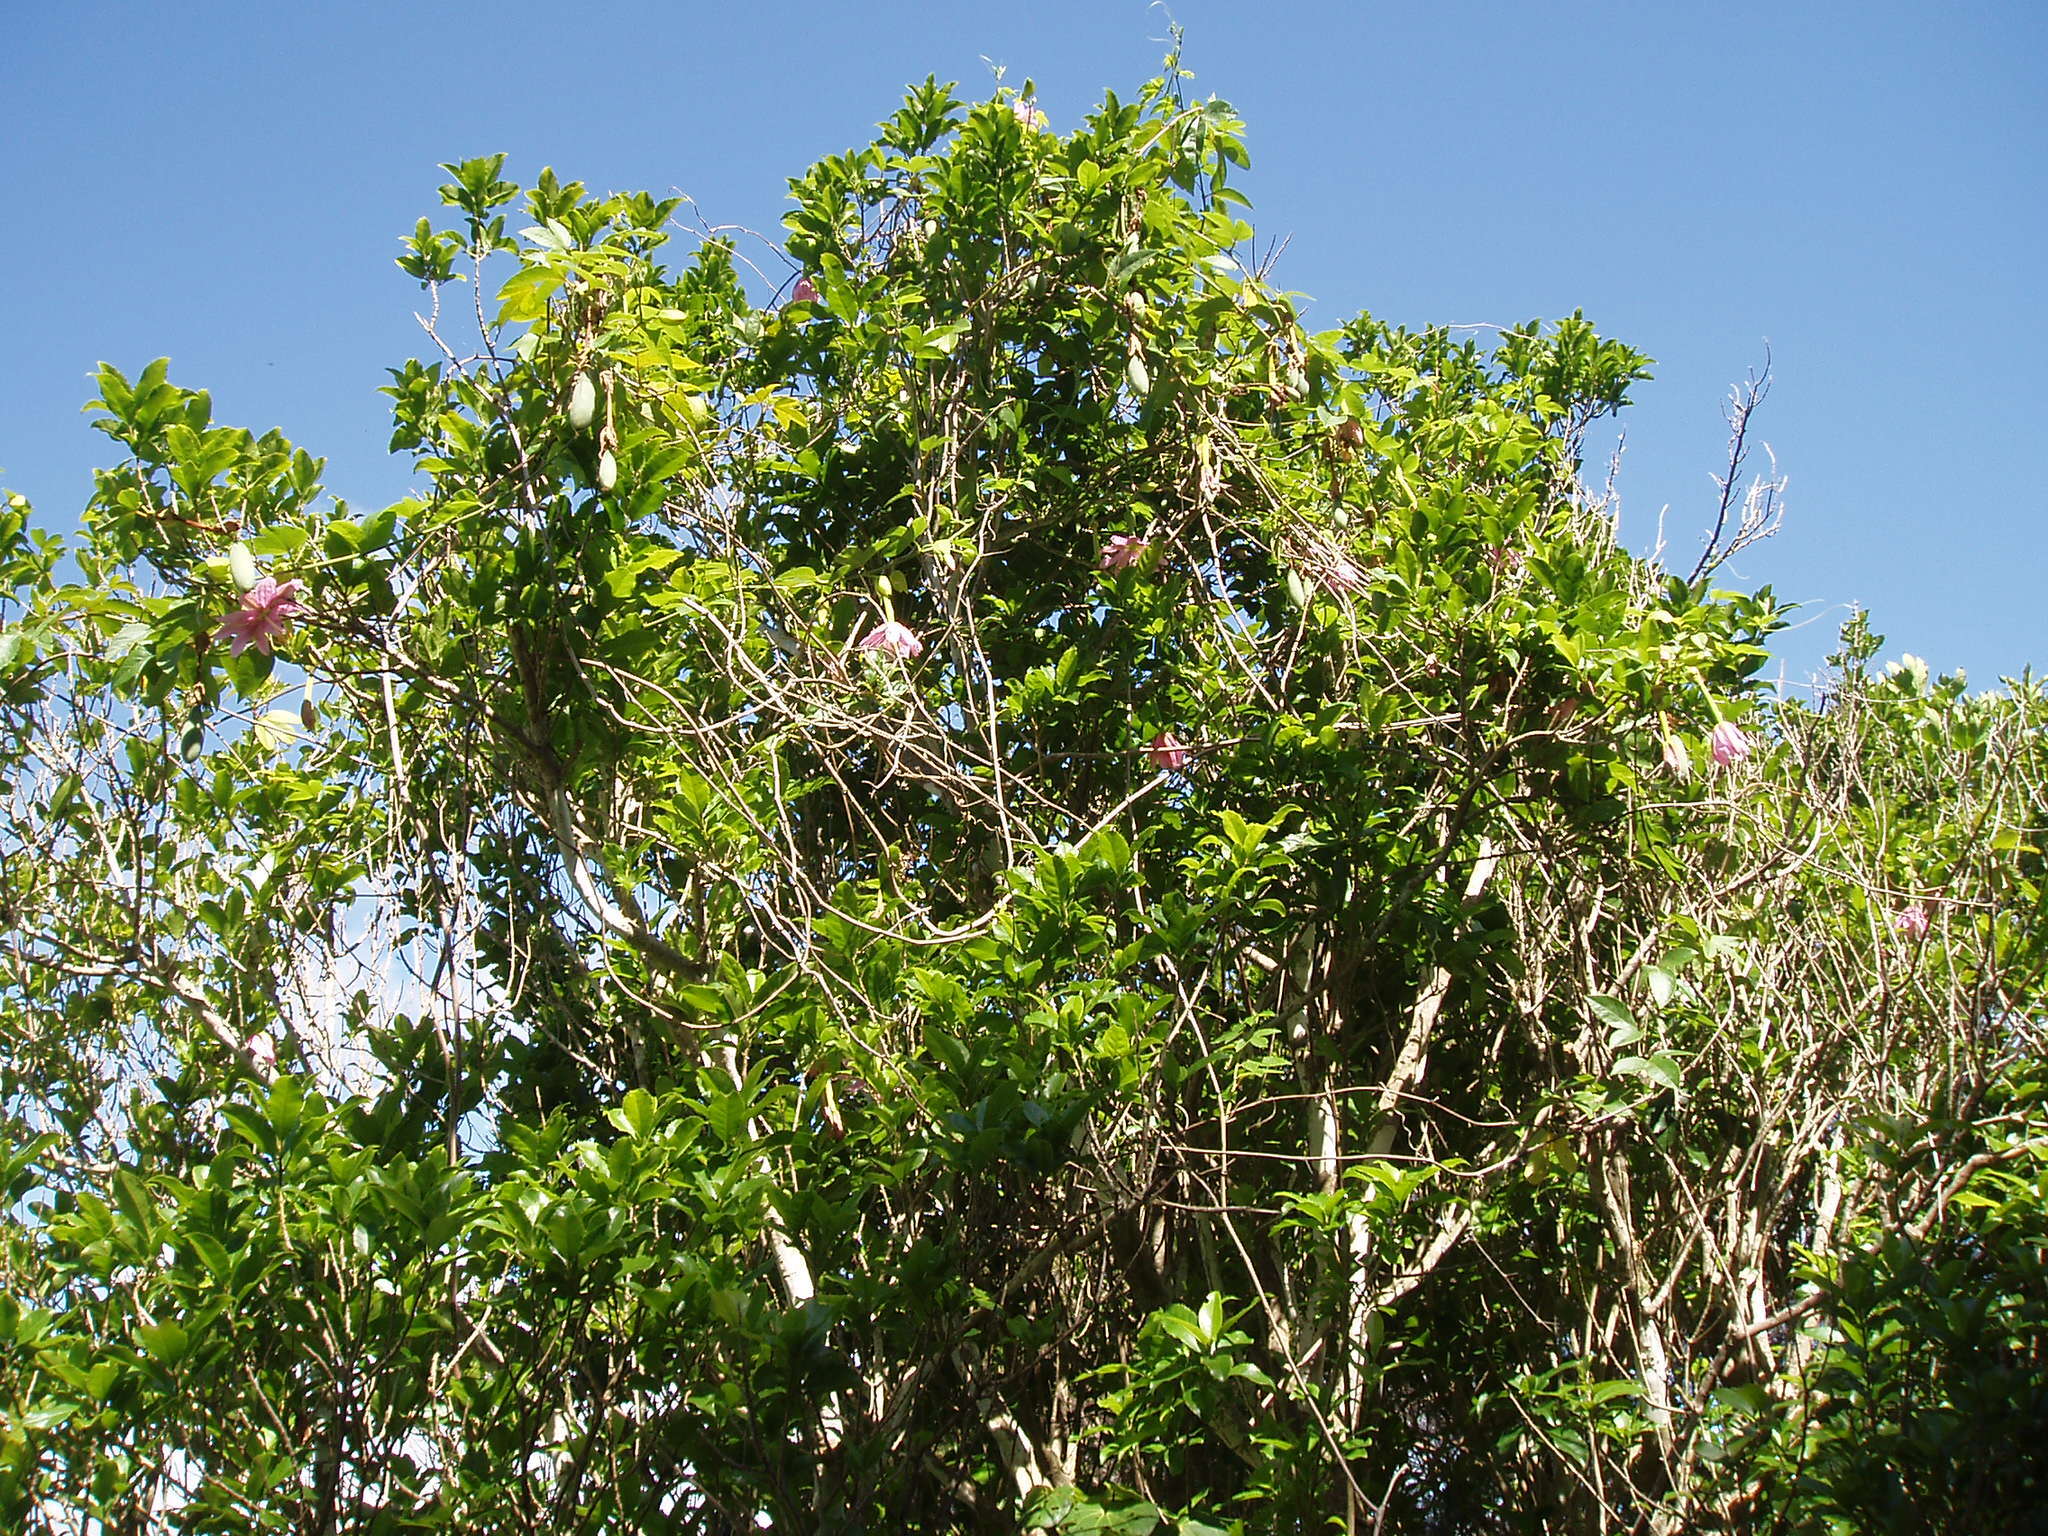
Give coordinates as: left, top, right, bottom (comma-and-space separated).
2, 56, 2044, 1535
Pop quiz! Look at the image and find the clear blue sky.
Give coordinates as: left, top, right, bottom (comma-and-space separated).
4, 0, 2041, 685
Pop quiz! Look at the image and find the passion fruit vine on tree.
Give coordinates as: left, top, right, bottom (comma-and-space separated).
1, 55, 2043, 1536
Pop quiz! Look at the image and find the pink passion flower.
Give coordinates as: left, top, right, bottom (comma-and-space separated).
1012, 99, 1047, 131
215, 576, 303, 658
245, 1032, 277, 1073
1708, 721, 1752, 768
1893, 904, 1931, 940
791, 275, 820, 304
1661, 733, 1694, 780
1100, 534, 1152, 572
1147, 731, 1191, 772
858, 620, 923, 660
1323, 555, 1369, 596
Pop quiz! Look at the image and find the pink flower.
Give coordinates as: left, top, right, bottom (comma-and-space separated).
1012, 99, 1047, 131
1147, 731, 1191, 772
858, 620, 923, 660
1323, 555, 1368, 595
1708, 721, 1751, 768
791, 276, 820, 304
215, 576, 302, 658
245, 1032, 277, 1072
1893, 905, 1931, 940
1661, 732, 1694, 780
1100, 535, 1152, 572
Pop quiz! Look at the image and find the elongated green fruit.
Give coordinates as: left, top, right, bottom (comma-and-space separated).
596, 450, 618, 492
227, 541, 259, 592
568, 372, 598, 431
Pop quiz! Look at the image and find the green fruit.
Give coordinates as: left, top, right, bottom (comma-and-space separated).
227, 541, 259, 592
568, 372, 598, 431
299, 696, 318, 731
179, 725, 206, 763
875, 573, 893, 598
596, 450, 618, 492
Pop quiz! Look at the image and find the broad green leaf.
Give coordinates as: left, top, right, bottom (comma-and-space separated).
137, 1319, 190, 1364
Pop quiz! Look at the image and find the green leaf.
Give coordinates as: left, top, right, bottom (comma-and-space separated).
673, 983, 726, 1018
137, 1319, 190, 1364
610, 1088, 658, 1140
1586, 1378, 1643, 1405
1713, 1383, 1770, 1414
699, 1091, 755, 1145
20, 1402, 76, 1432
357, 501, 400, 552
111, 1169, 157, 1239
187, 1232, 234, 1285
220, 1103, 277, 1155
1588, 994, 1640, 1045
496, 264, 567, 326
266, 1074, 305, 1139
255, 709, 303, 751
244, 525, 309, 557
1644, 965, 1675, 1008
105, 621, 153, 663
1152, 1307, 1205, 1352
1614, 1054, 1683, 1092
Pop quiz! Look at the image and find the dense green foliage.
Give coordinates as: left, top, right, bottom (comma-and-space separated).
2, 56, 2044, 1534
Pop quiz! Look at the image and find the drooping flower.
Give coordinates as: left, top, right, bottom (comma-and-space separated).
858, 620, 923, 660
1012, 98, 1047, 131
1708, 721, 1752, 768
1323, 555, 1369, 596
1661, 732, 1694, 780
1147, 731, 1191, 772
791, 275, 820, 305
1893, 904, 1931, 940
215, 576, 303, 658
245, 1032, 277, 1073
1100, 534, 1152, 572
